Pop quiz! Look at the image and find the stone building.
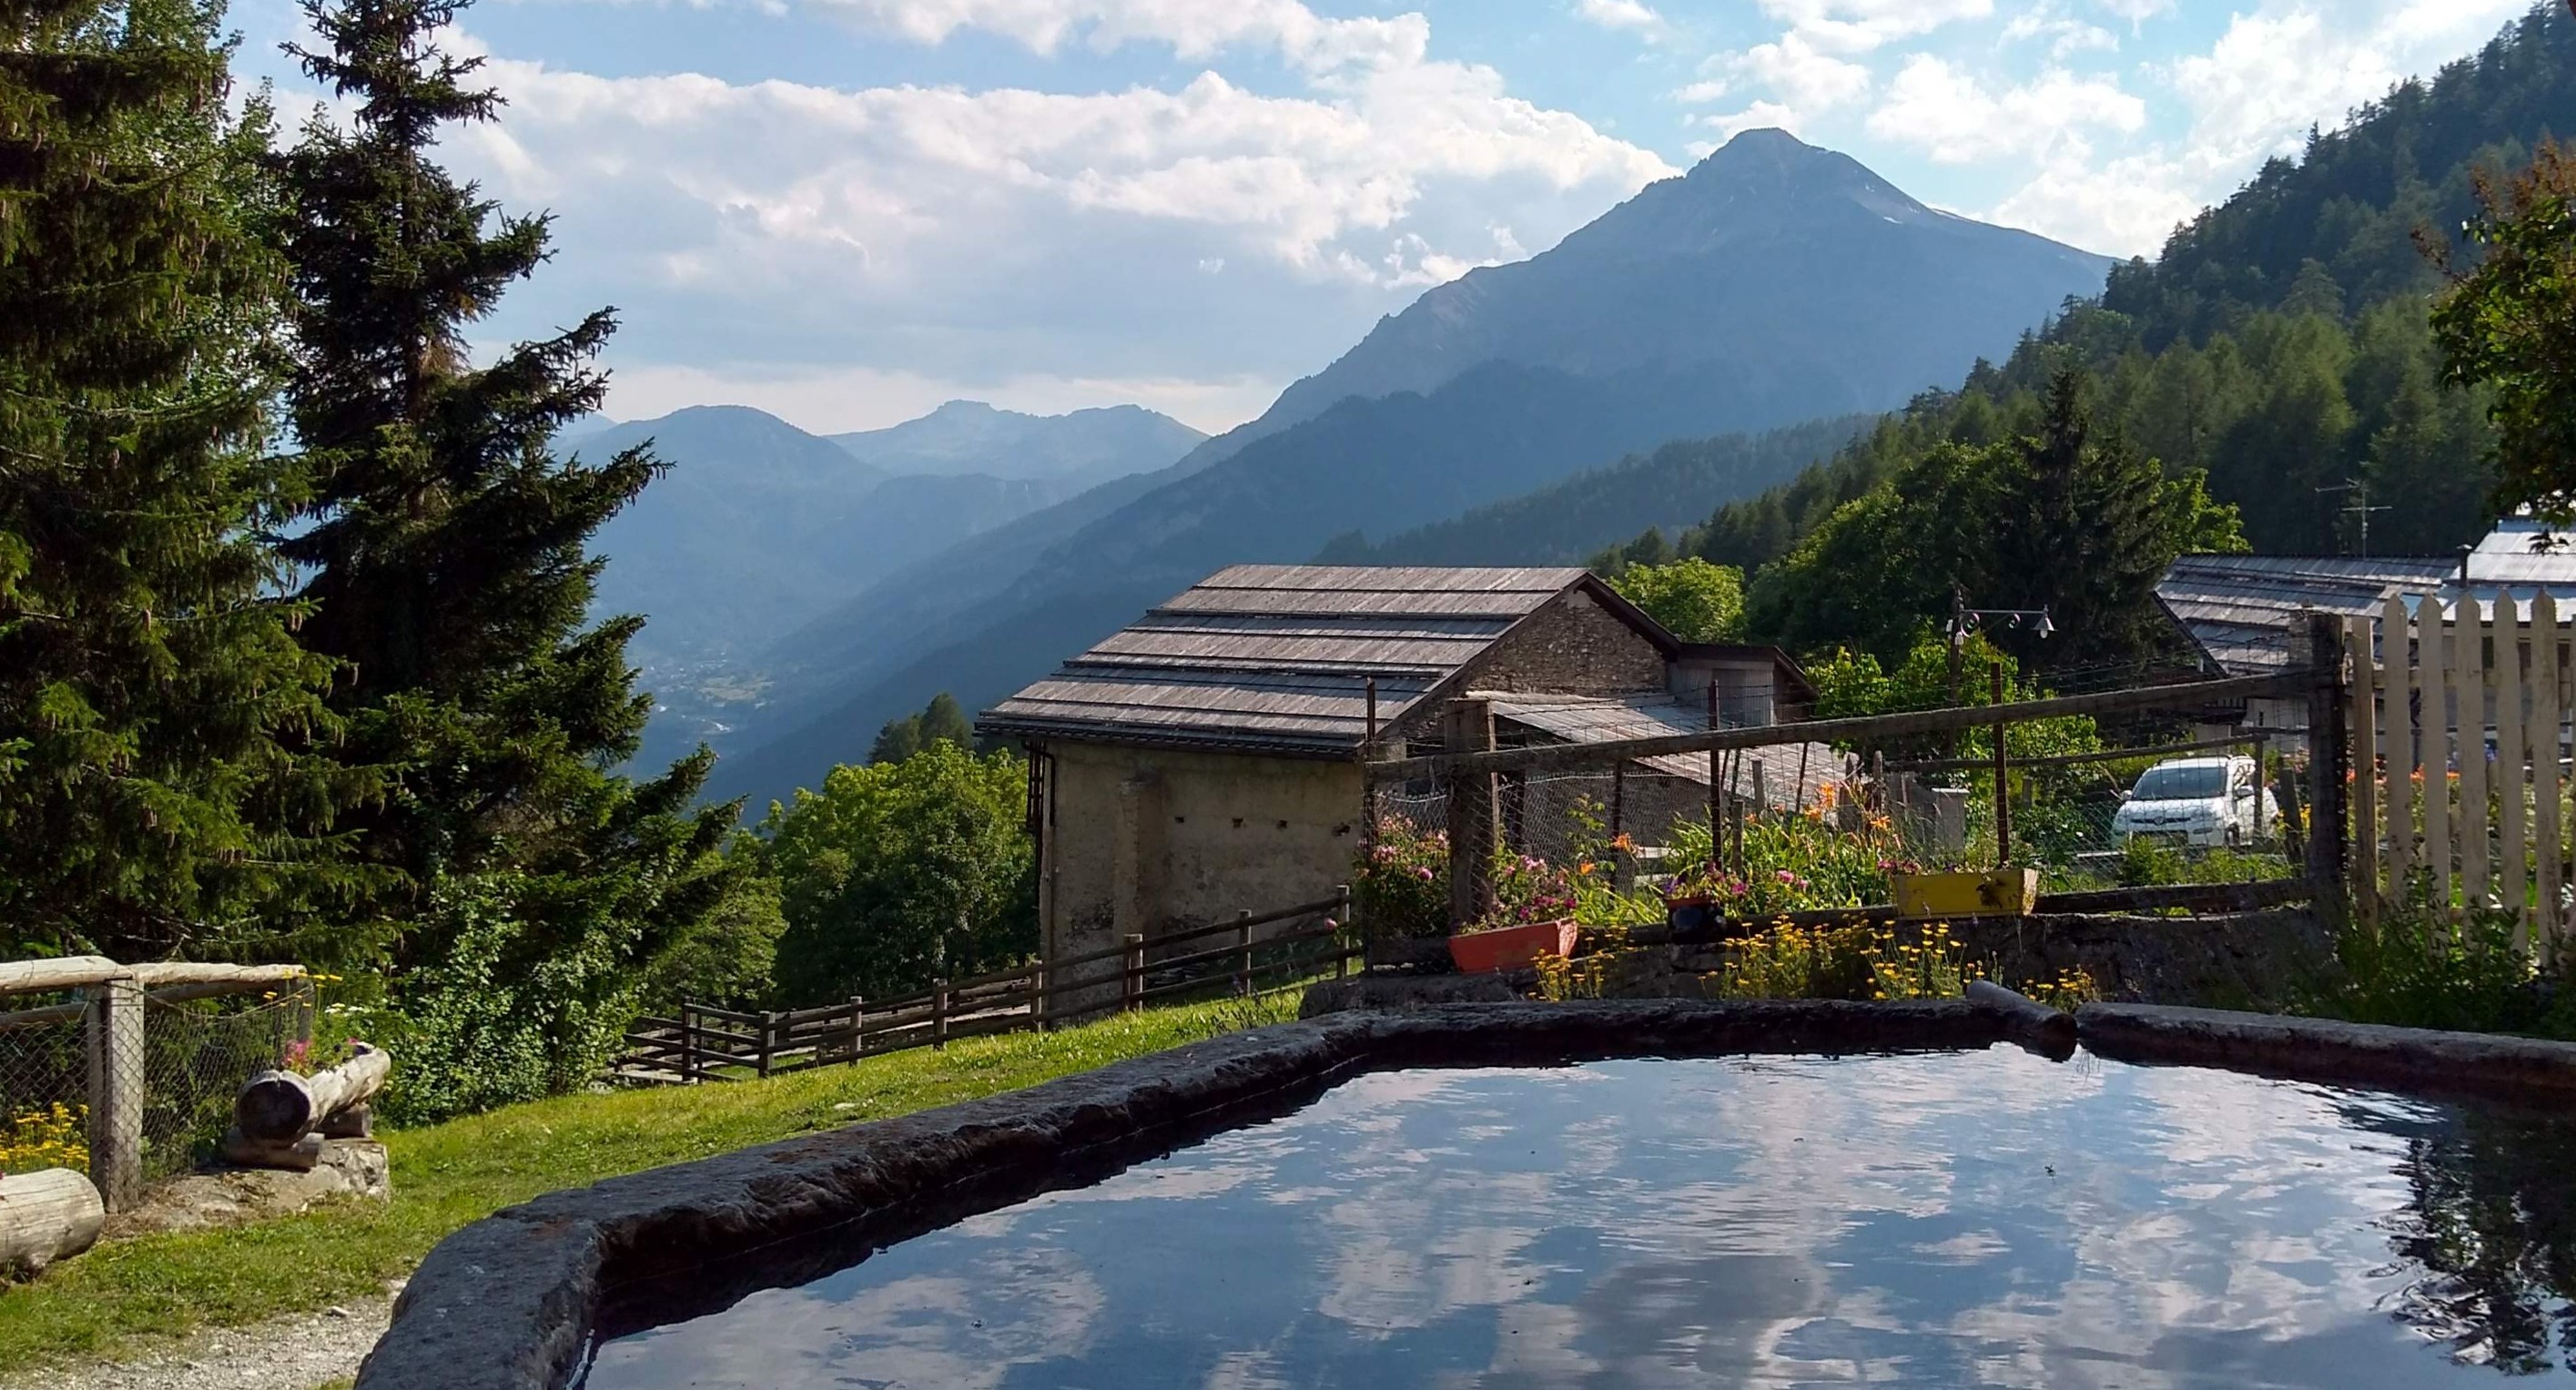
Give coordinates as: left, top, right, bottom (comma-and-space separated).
978, 565, 1821, 975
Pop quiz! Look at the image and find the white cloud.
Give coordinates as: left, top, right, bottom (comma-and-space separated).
1967, 0, 2531, 257
421, 21, 1672, 431
1866, 56, 2143, 164
1700, 100, 1803, 143
1753, 0, 1993, 53
804, 0, 1430, 73
2091, 0, 2172, 20
1726, 33, 1872, 112
1571, 0, 1666, 39
2003, 3, 2117, 60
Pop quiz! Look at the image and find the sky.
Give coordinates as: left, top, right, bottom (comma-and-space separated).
229, 0, 2543, 435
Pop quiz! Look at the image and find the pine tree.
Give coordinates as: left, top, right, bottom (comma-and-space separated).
0, 0, 370, 959
272, 0, 732, 1069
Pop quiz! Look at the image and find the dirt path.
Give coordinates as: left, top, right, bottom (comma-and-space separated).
0, 1287, 396, 1390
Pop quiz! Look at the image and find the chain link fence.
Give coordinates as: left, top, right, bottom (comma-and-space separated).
3, 976, 316, 1184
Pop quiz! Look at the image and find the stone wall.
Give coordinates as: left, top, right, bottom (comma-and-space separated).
1602, 908, 2335, 1011
1041, 743, 1362, 990
1461, 589, 1667, 698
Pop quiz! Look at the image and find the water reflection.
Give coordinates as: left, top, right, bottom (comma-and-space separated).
585, 1050, 2576, 1388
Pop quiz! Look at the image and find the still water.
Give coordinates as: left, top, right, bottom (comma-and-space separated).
583, 1047, 2576, 1388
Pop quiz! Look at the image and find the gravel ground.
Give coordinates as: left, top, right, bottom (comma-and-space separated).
0, 1285, 397, 1390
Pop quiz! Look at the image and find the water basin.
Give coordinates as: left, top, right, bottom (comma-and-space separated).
582, 1045, 2576, 1387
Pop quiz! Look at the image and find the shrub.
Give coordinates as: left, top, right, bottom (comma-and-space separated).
2319, 892, 2576, 1040
1353, 817, 1451, 939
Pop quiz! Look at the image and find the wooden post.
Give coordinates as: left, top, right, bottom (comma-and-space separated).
2499, 601, 2530, 949
850, 997, 867, 1060
84, 976, 142, 1212
2459, 603, 2491, 911
2427, 604, 2454, 921
2349, 614, 2382, 927
1445, 697, 1500, 928
1706, 685, 1723, 878
1335, 885, 1354, 979
932, 979, 950, 1050
1990, 663, 2012, 869
2307, 612, 2352, 928
1122, 934, 1144, 1013
2537, 594, 2566, 962
1361, 676, 1381, 857
1752, 759, 1768, 820
1233, 909, 1253, 997
677, 1002, 697, 1084
757, 1010, 778, 1079
1608, 761, 1628, 890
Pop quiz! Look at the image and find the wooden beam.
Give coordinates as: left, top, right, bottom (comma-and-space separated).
1366, 671, 2313, 783
0, 958, 125, 997
1884, 731, 2296, 776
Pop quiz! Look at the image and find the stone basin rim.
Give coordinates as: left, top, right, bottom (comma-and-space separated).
352, 998, 2576, 1390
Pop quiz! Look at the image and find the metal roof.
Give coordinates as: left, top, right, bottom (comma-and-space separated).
2159, 534, 2576, 675
979, 566, 1606, 756
2157, 554, 2455, 675
1488, 694, 1839, 808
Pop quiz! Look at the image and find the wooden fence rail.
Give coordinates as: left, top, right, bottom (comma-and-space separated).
614, 890, 1354, 1086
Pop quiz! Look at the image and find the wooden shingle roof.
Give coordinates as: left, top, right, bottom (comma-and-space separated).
979, 565, 1623, 756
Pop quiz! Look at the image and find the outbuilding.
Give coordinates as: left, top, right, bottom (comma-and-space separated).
979, 565, 1820, 970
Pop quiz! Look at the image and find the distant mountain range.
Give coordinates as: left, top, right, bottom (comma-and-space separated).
828, 401, 1203, 483
698, 129, 2116, 809
574, 400, 1204, 773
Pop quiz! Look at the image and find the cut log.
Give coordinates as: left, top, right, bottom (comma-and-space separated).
0, 957, 125, 997
219, 1129, 326, 1172
0, 1168, 105, 1276
318, 1103, 373, 1140
235, 1043, 390, 1144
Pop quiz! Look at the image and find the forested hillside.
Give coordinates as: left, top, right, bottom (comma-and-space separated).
1602, 2, 2576, 669
1318, 415, 1871, 567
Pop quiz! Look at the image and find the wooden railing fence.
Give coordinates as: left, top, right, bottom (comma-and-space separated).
2346, 594, 2575, 955
618, 888, 1354, 1085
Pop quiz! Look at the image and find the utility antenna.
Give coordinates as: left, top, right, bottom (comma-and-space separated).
2317, 481, 2393, 557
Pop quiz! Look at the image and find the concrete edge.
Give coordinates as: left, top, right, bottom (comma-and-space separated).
2075, 1004, 2576, 1103
357, 999, 2003, 1390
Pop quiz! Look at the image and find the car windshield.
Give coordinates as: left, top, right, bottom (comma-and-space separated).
2133, 766, 2236, 797
2133, 765, 2228, 800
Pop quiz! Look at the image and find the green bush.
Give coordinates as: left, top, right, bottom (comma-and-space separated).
1354, 817, 1451, 939
2319, 894, 2576, 1040
764, 744, 1037, 1006
365, 872, 650, 1124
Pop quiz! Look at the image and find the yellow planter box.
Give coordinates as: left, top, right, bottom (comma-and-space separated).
1893, 868, 2041, 920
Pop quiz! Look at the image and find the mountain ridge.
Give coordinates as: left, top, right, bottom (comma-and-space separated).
705, 130, 2119, 807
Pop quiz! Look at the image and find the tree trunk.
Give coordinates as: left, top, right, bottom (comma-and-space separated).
235, 1042, 391, 1142
0, 1169, 105, 1276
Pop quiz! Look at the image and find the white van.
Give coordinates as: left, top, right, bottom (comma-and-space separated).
2111, 756, 2276, 848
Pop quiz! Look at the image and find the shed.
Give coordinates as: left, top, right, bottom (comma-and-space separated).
979, 565, 1814, 968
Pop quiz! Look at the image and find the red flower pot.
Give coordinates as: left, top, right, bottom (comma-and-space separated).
1448, 919, 1580, 975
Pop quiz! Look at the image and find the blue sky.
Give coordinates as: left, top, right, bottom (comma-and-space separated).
230, 0, 2541, 433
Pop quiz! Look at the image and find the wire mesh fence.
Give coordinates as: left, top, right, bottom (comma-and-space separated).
2, 977, 316, 1183
1364, 703, 2307, 941
0, 1001, 87, 1177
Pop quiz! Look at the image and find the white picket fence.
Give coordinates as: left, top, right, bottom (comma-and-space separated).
2347, 593, 2572, 955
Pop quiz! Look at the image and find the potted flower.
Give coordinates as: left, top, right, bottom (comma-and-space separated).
1449, 916, 1580, 974
1449, 853, 1581, 974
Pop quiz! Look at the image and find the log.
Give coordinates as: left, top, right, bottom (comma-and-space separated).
127, 963, 306, 992
0, 1168, 105, 1276
0, 957, 125, 997
235, 1043, 390, 1144
219, 1129, 326, 1172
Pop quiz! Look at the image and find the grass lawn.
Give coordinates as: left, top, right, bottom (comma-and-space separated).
0, 990, 1300, 1372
